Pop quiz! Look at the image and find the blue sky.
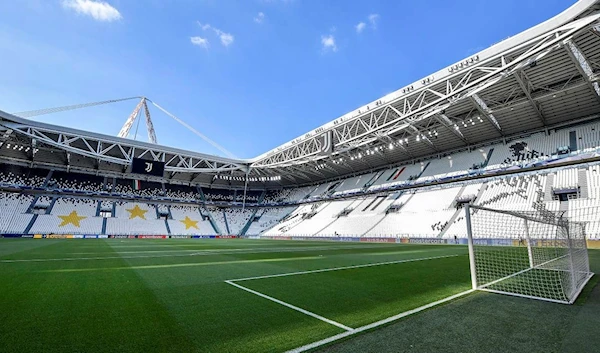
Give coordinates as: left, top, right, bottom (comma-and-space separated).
0, 0, 577, 159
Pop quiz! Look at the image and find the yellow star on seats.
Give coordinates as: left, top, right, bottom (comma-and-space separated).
126, 205, 148, 220
58, 211, 87, 227
180, 216, 199, 230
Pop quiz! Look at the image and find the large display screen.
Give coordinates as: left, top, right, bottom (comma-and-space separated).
131, 158, 165, 177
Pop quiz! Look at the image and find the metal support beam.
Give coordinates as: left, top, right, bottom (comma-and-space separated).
470, 94, 504, 136
564, 40, 600, 104
513, 71, 547, 126
437, 114, 470, 145
408, 125, 439, 152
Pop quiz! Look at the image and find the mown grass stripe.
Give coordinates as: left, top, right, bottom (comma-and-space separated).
41, 256, 324, 272
228, 254, 463, 282
0, 244, 412, 263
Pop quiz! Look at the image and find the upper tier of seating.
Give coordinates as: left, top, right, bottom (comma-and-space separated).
0, 164, 47, 188
49, 171, 105, 192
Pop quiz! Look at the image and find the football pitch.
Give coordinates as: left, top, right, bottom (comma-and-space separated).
0, 238, 599, 353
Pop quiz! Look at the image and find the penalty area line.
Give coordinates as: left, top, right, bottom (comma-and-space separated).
285, 289, 475, 353
225, 280, 354, 332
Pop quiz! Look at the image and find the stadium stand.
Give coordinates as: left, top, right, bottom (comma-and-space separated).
113, 179, 163, 198
263, 186, 312, 204
203, 188, 235, 202
284, 199, 362, 236
2, 119, 600, 238
2, 161, 600, 238
263, 203, 325, 235
235, 190, 262, 203
164, 184, 199, 201
420, 150, 487, 178
316, 195, 396, 236
49, 171, 105, 192
30, 197, 103, 235
333, 172, 376, 194
476, 175, 547, 211
206, 207, 255, 235
0, 192, 34, 234
105, 202, 168, 235
0, 163, 47, 188
554, 168, 579, 190
245, 207, 295, 235
366, 187, 462, 238
168, 205, 215, 235
224, 208, 254, 234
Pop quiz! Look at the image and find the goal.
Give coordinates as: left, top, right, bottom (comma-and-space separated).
464, 204, 593, 304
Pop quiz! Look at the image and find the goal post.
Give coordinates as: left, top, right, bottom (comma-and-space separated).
464, 204, 593, 304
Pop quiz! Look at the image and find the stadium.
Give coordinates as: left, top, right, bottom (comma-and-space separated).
2, 0, 600, 352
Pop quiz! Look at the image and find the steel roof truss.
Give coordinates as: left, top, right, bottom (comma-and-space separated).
0, 122, 244, 173
251, 14, 600, 169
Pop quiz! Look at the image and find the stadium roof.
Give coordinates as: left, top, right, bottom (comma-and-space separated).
1, 0, 600, 188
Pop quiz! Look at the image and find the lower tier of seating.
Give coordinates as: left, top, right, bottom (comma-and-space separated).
2, 165, 600, 239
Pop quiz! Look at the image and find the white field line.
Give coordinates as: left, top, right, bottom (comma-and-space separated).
69, 245, 385, 255
285, 289, 475, 353
224, 254, 466, 344
106, 244, 394, 251
228, 254, 463, 282
225, 280, 354, 332
0, 253, 198, 263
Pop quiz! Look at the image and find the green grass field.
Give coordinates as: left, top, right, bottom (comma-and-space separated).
0, 238, 598, 353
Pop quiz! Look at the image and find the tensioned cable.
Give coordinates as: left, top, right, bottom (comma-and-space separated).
147, 99, 238, 159
12, 96, 238, 160
13, 96, 141, 118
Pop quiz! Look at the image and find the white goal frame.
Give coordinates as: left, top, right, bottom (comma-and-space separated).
464, 204, 593, 304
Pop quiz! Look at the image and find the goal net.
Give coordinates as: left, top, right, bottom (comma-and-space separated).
465, 204, 592, 304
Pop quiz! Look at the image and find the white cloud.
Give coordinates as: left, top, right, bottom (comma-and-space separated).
355, 22, 366, 33
197, 22, 234, 47
62, 0, 122, 22
254, 12, 265, 24
197, 22, 212, 31
321, 34, 337, 52
190, 36, 209, 49
214, 29, 234, 46
368, 13, 379, 28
